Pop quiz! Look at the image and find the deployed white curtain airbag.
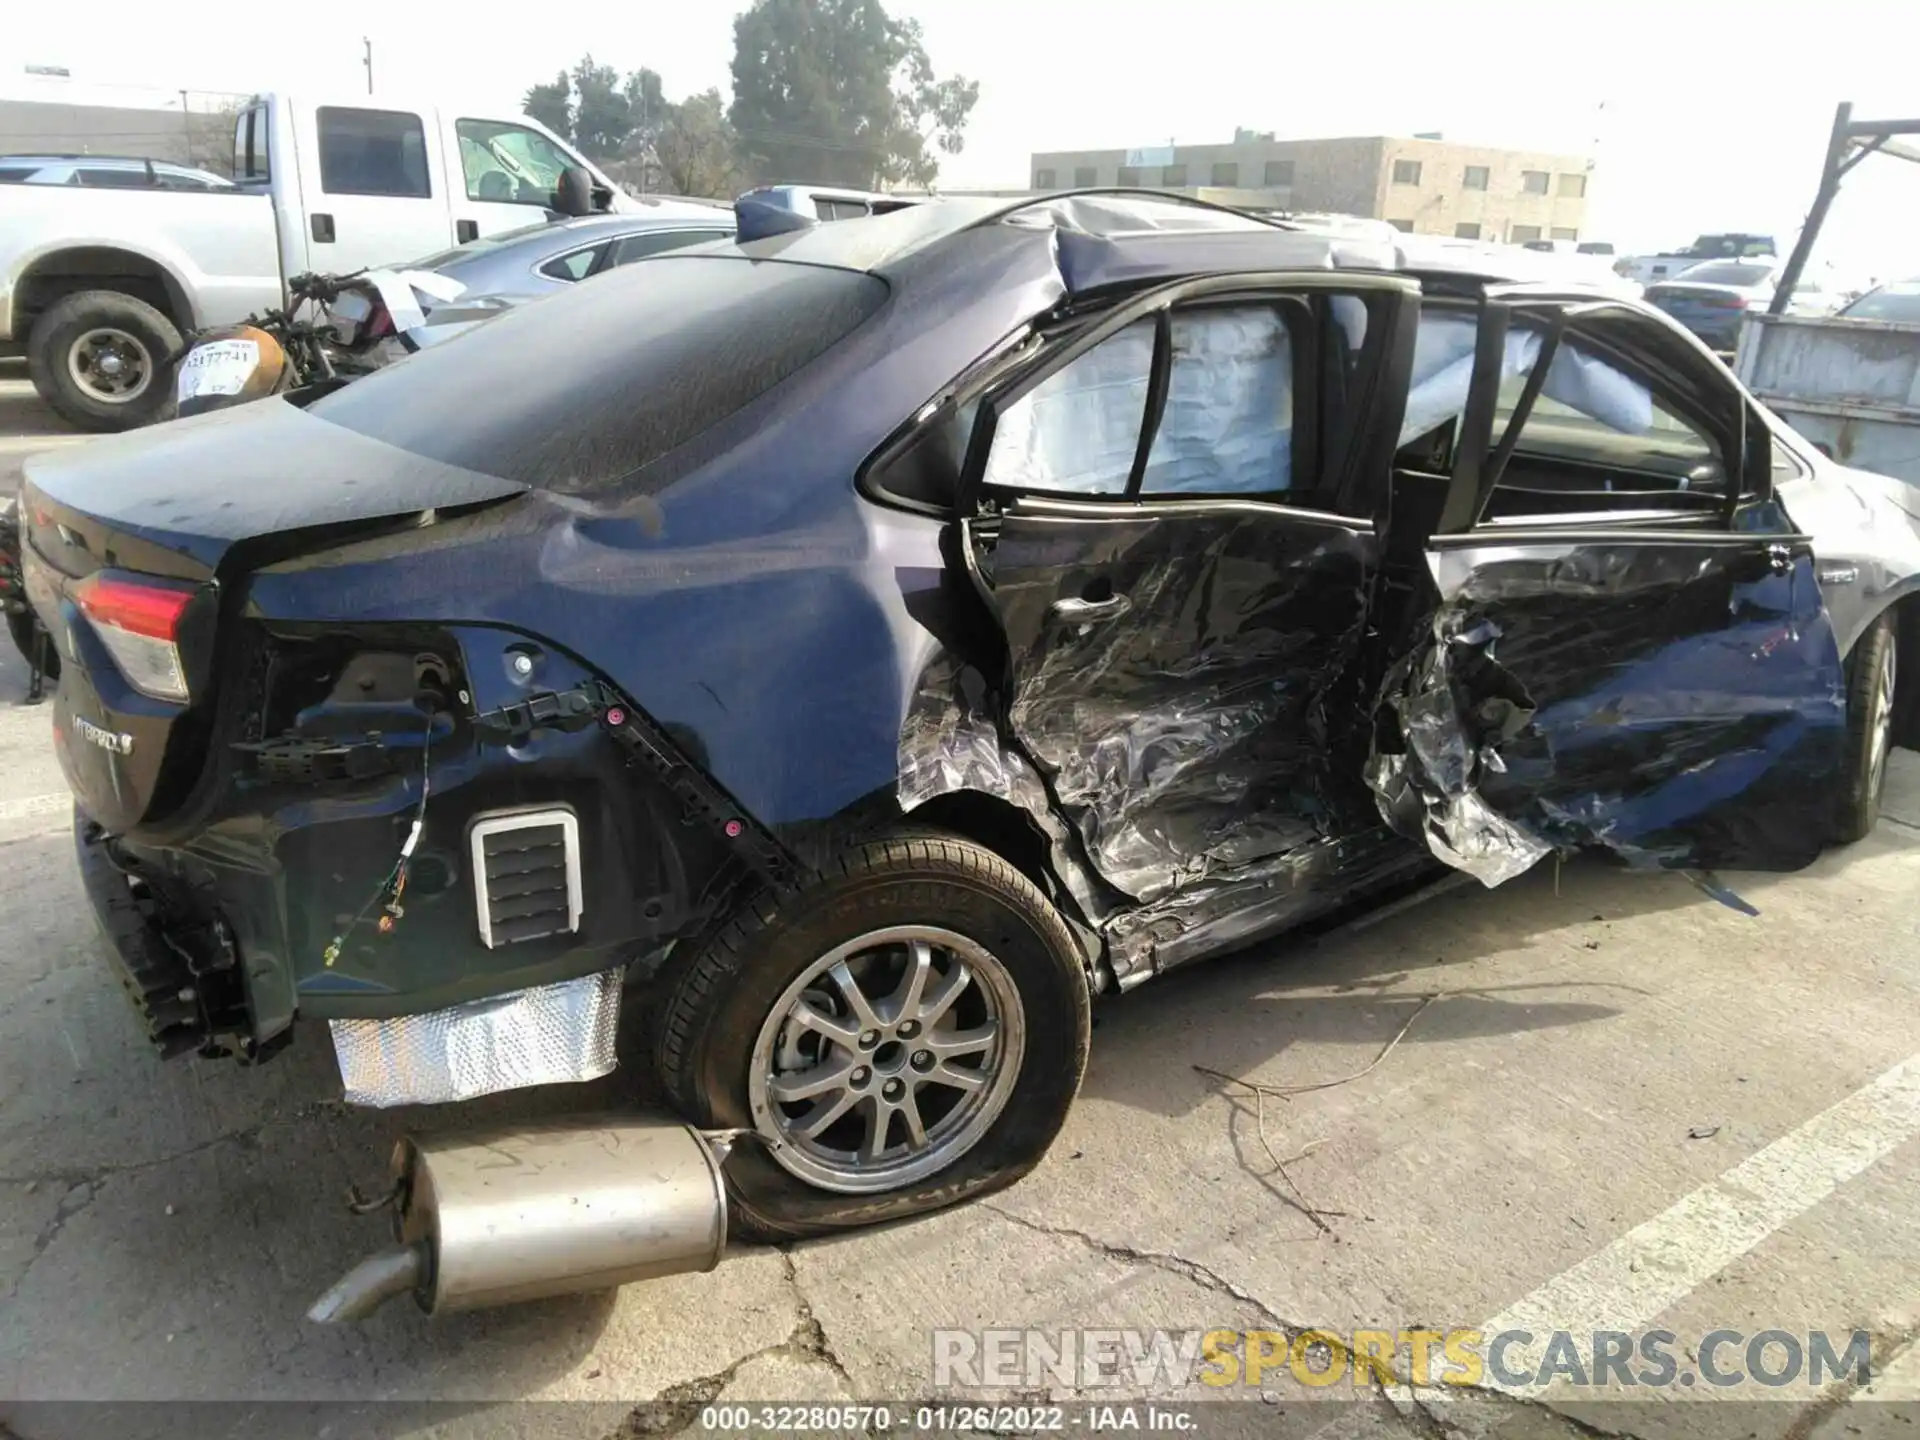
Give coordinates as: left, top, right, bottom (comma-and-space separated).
1398, 313, 1655, 446
983, 307, 1295, 498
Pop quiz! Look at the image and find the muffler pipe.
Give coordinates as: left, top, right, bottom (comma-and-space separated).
306, 1244, 425, 1323
308, 1117, 732, 1322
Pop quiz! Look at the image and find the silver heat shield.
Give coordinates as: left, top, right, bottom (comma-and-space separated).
329, 969, 622, 1108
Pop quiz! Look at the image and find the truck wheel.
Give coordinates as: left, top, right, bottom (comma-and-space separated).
650, 833, 1091, 1241
27, 291, 182, 433
1833, 609, 1898, 844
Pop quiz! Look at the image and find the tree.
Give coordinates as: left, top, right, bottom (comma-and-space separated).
570, 55, 634, 158
523, 71, 572, 141
728, 0, 978, 189
656, 89, 743, 198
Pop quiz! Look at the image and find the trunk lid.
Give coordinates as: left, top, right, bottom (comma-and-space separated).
22, 396, 527, 832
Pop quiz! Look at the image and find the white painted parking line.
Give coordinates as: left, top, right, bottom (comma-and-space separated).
1472, 1051, 1920, 1390
0, 792, 70, 824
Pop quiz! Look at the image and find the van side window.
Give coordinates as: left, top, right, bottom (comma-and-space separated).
317, 107, 431, 198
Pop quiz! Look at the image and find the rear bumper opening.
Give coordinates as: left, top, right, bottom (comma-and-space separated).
74, 812, 267, 1060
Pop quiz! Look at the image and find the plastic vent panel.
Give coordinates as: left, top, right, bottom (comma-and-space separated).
469, 809, 583, 948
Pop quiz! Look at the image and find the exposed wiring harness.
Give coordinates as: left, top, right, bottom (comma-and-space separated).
322, 730, 433, 968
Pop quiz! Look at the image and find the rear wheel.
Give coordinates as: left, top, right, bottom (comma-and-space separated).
1834, 609, 1899, 843
650, 833, 1091, 1240
27, 290, 182, 433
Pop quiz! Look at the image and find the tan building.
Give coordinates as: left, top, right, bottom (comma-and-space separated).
1030, 130, 1594, 243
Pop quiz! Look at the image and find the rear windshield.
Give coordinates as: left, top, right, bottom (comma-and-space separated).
1841, 282, 1920, 324
306, 255, 887, 493
1677, 262, 1771, 286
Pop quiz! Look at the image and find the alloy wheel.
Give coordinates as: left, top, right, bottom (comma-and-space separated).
747, 925, 1025, 1194
1869, 638, 1897, 800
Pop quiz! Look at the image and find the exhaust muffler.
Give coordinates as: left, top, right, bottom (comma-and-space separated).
309, 1117, 736, 1322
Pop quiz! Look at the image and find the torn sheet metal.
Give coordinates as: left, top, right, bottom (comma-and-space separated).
1366, 621, 1554, 887
897, 650, 1118, 931
1369, 537, 1848, 885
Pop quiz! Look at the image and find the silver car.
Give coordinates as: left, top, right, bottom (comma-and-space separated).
407, 201, 737, 305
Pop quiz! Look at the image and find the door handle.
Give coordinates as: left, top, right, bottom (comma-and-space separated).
456, 218, 479, 243
1050, 593, 1131, 624
310, 213, 336, 243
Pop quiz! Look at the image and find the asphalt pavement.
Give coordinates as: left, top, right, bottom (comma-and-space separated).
3, 375, 1919, 1440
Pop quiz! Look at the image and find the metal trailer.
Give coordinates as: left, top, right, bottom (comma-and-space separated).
1734, 103, 1920, 486
1736, 310, 1920, 484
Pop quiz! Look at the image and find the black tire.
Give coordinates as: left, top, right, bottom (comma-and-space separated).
1834, 609, 1899, 844
26, 290, 182, 433
649, 833, 1092, 1242
6, 610, 58, 681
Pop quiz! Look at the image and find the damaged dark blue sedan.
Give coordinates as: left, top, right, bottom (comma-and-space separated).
18, 195, 1920, 1292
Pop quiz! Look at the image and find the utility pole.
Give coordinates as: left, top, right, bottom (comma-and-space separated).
362, 38, 373, 95
178, 88, 192, 165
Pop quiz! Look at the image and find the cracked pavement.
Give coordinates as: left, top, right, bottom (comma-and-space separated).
5, 377, 1920, 1440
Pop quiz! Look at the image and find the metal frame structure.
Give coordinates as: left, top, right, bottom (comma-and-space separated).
1771, 103, 1920, 315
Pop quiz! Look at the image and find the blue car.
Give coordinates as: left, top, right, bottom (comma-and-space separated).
18, 193, 1917, 1290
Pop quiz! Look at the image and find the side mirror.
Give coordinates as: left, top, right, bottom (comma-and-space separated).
553, 167, 594, 218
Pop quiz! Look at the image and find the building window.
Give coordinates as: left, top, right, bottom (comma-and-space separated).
1455, 222, 1481, 239
1118, 165, 1145, 187
1521, 170, 1550, 195
1211, 161, 1239, 187
1034, 167, 1056, 189
1161, 163, 1188, 187
1510, 223, 1543, 242
1263, 159, 1293, 187
1463, 165, 1490, 191
1388, 218, 1415, 233
1551, 227, 1579, 241
1074, 165, 1096, 187
1392, 159, 1422, 185
1558, 173, 1587, 198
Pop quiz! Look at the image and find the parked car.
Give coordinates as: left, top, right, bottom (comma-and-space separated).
1643, 258, 1842, 350
402, 202, 737, 306
1615, 232, 1777, 287
1837, 277, 1920, 323
0, 154, 233, 190
739, 183, 926, 220
18, 194, 1917, 1316
0, 92, 628, 431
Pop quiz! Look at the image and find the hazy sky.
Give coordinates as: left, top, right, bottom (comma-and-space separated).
5, 0, 1917, 279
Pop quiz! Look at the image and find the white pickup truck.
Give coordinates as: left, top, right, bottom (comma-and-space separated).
0, 92, 630, 430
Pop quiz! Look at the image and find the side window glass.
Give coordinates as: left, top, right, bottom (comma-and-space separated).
318, 107, 431, 198
539, 245, 606, 283
1138, 304, 1294, 496
456, 119, 574, 205
982, 320, 1154, 496
609, 229, 731, 266
1495, 340, 1721, 489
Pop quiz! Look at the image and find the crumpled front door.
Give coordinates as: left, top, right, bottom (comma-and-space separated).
1370, 532, 1847, 885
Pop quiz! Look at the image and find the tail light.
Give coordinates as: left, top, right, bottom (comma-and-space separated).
74, 575, 196, 702
363, 302, 395, 341
1709, 295, 1750, 310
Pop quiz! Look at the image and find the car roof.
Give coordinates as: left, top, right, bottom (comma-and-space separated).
719, 190, 1642, 303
